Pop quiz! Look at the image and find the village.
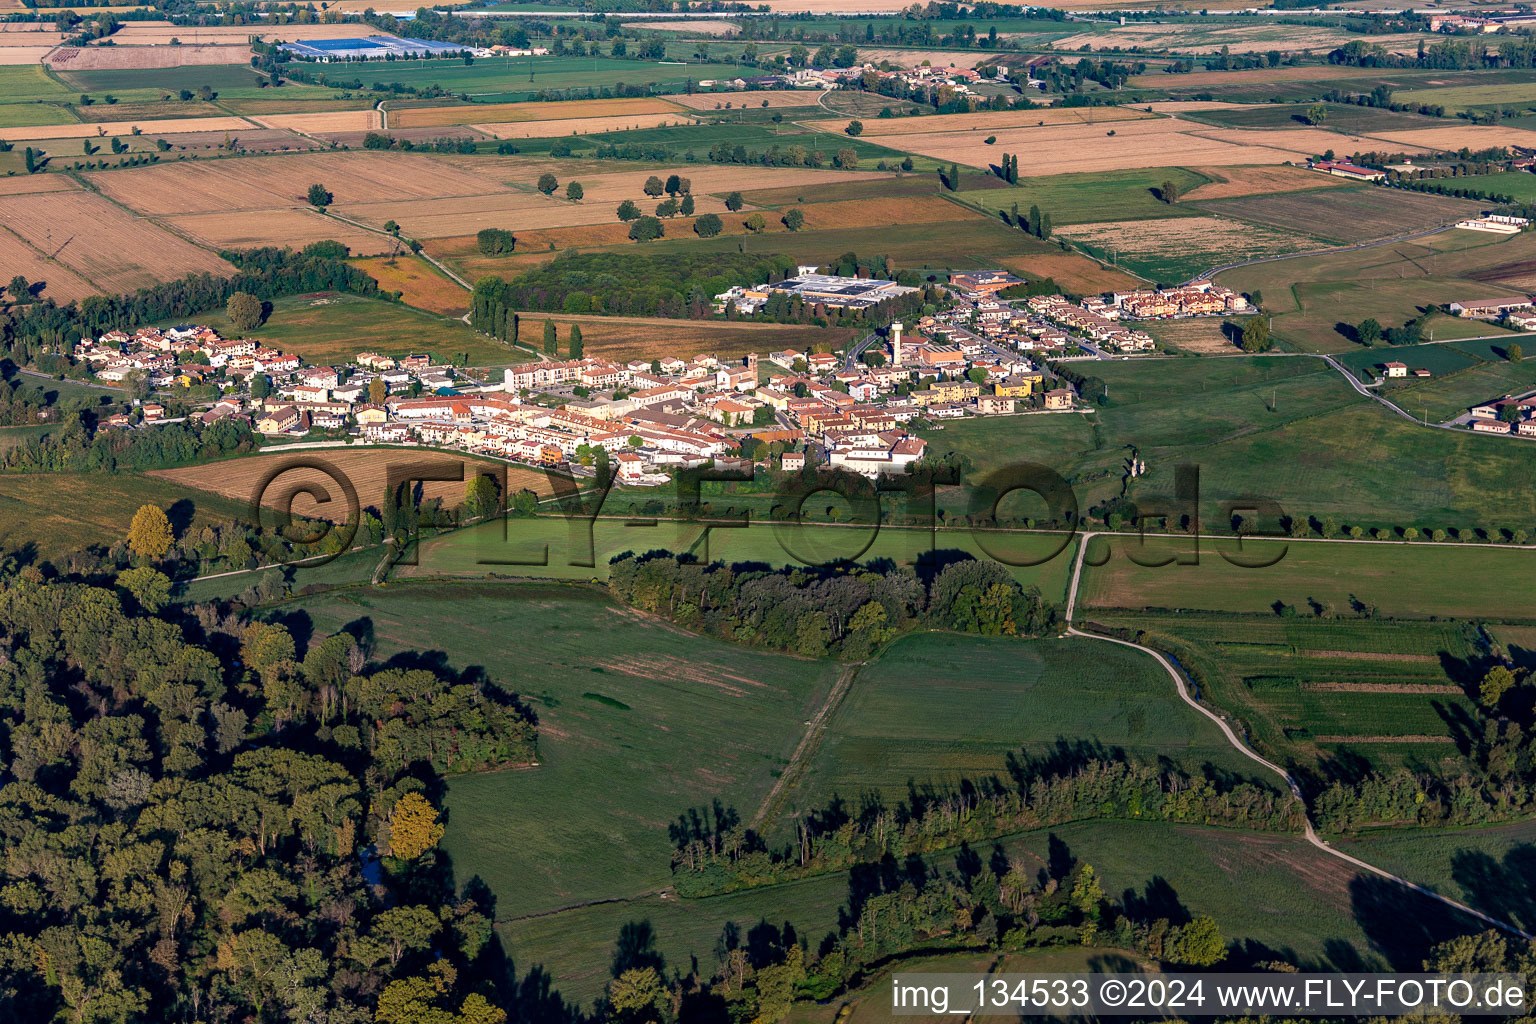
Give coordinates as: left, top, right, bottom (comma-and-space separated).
68, 272, 1262, 482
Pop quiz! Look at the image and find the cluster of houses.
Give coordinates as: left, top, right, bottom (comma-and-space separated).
700, 59, 1030, 99
1469, 393, 1536, 437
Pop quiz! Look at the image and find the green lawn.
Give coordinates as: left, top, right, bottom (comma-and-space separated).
792, 632, 1272, 816
954, 166, 1214, 226
1458, 170, 1536, 203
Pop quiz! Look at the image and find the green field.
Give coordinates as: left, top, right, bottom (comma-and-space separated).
1086, 612, 1482, 781
1340, 819, 1536, 935
1458, 170, 1536, 203
919, 354, 1536, 531
324, 55, 763, 103
1079, 535, 1536, 620
792, 631, 1271, 815
508, 119, 926, 169
0, 66, 79, 128
278, 580, 843, 918
405, 516, 1077, 604
955, 166, 1214, 227
1180, 102, 1445, 134
1372, 337, 1536, 423
1217, 227, 1529, 352
1395, 82, 1536, 114
0, 470, 248, 565
164, 293, 529, 366
1194, 188, 1479, 245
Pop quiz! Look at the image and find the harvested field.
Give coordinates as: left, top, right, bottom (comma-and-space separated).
45, 44, 252, 70
165, 209, 392, 256
999, 251, 1143, 295
622, 18, 738, 33
826, 115, 1312, 173
1185, 125, 1409, 159
0, 114, 251, 141
250, 109, 382, 134
0, 174, 79, 196
390, 97, 682, 129
1052, 25, 1431, 55
1059, 216, 1322, 283
669, 89, 812, 110
473, 112, 695, 138
812, 106, 1153, 137
1145, 100, 1262, 112
784, 194, 983, 230
0, 46, 59, 65
0, 230, 98, 304
857, 48, 996, 69
61, 100, 227, 122
1196, 188, 1481, 244
336, 164, 887, 238
103, 22, 369, 44
318, 126, 483, 147
352, 255, 469, 315
0, 190, 234, 294
1369, 125, 1536, 151
1140, 316, 1241, 354
86, 151, 508, 214
1184, 163, 1352, 200
152, 449, 561, 517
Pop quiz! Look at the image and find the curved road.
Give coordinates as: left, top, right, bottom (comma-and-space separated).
1063, 531, 1535, 941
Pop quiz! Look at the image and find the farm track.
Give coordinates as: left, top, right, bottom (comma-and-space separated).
750, 662, 861, 831
1063, 531, 1536, 941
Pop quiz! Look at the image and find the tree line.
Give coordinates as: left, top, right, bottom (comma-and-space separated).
608, 552, 1062, 660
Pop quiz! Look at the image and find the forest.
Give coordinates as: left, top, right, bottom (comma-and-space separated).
0, 569, 535, 1022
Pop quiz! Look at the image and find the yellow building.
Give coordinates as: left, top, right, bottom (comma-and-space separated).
994, 373, 1044, 398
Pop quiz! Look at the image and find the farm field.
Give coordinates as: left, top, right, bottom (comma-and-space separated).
1085, 612, 1484, 781
320, 55, 762, 103
390, 95, 685, 128
0, 189, 234, 294
793, 632, 1271, 816
166, 209, 392, 256
1182, 162, 1352, 199
157, 293, 527, 366
0, 471, 249, 565
1458, 170, 1536, 204
1058, 215, 1323, 283
281, 581, 844, 921
809, 114, 1318, 174
955, 167, 1215, 226
46, 43, 254, 71
1050, 23, 1434, 55
472, 112, 695, 138
1078, 537, 1536, 621
1217, 227, 1535, 352
351, 254, 469, 314
0, 114, 253, 141
670, 89, 814, 110
808, 106, 1154, 138
1340, 819, 1536, 934
152, 447, 562, 516
918, 356, 1536, 531
1179, 102, 1447, 134
1376, 343, 1536, 424
1140, 316, 1243, 354
0, 229, 99, 304
527, 313, 855, 363
999, 250, 1144, 294
1194, 188, 1481, 244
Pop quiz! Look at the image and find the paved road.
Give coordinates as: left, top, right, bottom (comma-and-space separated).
843, 329, 881, 371
1062, 531, 1535, 940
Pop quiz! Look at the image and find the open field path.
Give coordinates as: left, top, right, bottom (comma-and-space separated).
750, 662, 861, 830
1063, 530, 1536, 941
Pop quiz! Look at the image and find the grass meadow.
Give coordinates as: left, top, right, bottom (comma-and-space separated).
341, 55, 763, 103
954, 166, 1216, 226
790, 632, 1272, 816
923, 349, 1536, 533
165, 293, 530, 366
1078, 536, 1536, 621
279, 580, 843, 920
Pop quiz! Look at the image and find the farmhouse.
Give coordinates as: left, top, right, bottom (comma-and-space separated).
1450, 297, 1535, 318
1384, 362, 1408, 378
1310, 160, 1385, 182
950, 271, 1024, 296
1456, 214, 1531, 234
